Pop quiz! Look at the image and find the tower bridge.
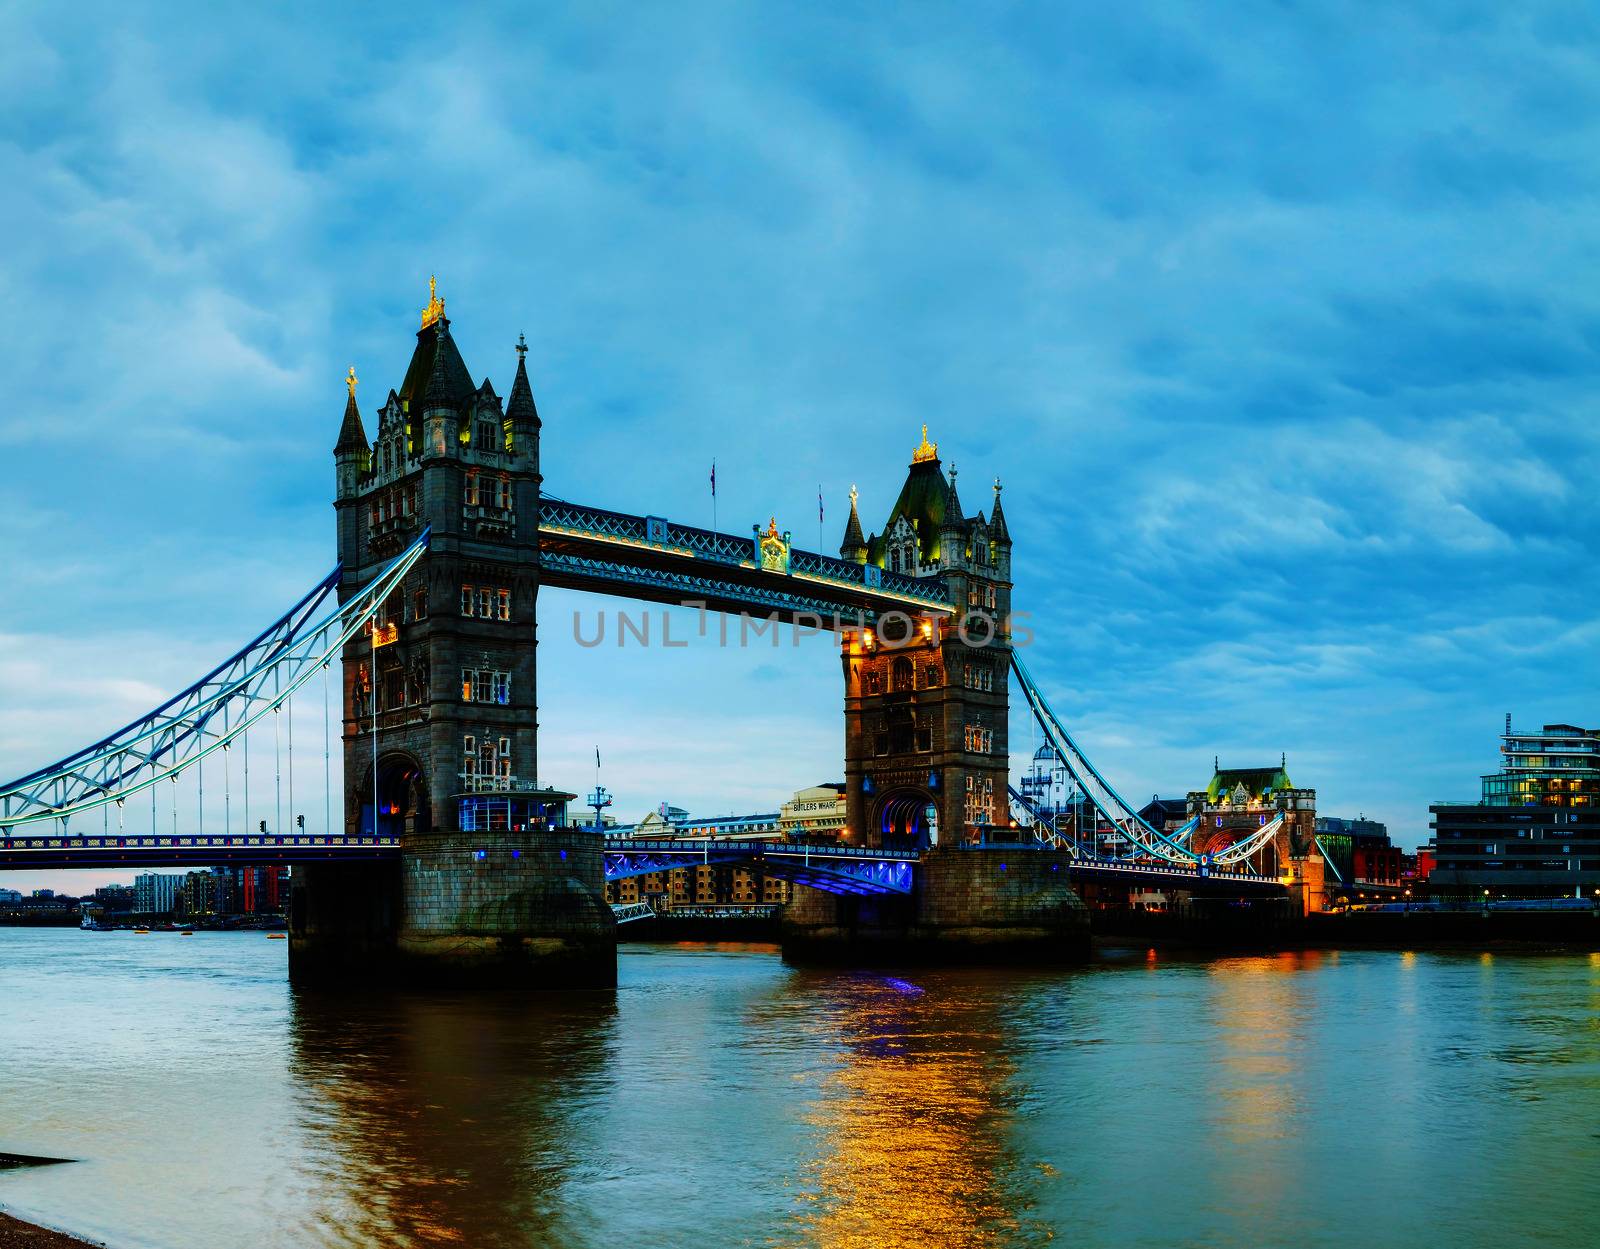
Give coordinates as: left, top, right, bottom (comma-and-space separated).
0, 281, 1313, 986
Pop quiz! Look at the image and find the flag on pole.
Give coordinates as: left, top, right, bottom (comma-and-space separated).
710, 461, 716, 497
595, 746, 601, 768
818, 486, 824, 524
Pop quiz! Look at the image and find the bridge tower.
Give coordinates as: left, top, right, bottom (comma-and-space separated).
840, 427, 1013, 850
785, 428, 1087, 963
291, 281, 615, 987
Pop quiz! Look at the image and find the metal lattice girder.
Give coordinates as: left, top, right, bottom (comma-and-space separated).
542, 551, 928, 627
1011, 653, 1204, 866
610, 902, 656, 924
539, 500, 951, 614
1210, 814, 1285, 866
603, 839, 917, 895
0, 529, 431, 832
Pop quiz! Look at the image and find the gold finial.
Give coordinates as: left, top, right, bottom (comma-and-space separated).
421, 274, 445, 328
994, 475, 1002, 496
849, 484, 858, 509
515, 332, 527, 359
912, 423, 938, 464
766, 516, 780, 540
346, 366, 358, 399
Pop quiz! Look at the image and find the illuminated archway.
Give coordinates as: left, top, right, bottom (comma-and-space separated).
874, 787, 937, 850
360, 752, 429, 836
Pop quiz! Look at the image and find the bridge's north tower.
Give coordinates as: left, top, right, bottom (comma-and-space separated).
292, 282, 614, 987
839, 428, 1013, 849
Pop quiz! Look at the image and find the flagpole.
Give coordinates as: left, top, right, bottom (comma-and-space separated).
711, 459, 718, 534
818, 484, 824, 553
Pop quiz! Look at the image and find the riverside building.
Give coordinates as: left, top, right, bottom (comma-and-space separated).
1429, 720, 1600, 897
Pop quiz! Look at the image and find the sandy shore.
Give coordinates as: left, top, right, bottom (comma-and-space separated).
0, 1211, 103, 1248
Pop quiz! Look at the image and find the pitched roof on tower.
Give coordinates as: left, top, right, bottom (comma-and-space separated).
334, 365, 369, 455
506, 333, 541, 427
869, 426, 952, 565
397, 278, 475, 412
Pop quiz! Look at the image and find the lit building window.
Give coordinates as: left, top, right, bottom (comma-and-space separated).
464, 471, 481, 507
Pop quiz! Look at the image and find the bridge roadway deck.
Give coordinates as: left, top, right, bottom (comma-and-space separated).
0, 832, 401, 871
1, 832, 1285, 898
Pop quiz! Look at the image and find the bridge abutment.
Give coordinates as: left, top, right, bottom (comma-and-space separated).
781, 846, 1089, 965
395, 828, 616, 988
290, 829, 616, 988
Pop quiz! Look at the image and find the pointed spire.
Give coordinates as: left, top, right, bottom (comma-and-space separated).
840, 483, 866, 561
506, 332, 541, 427
334, 365, 369, 455
912, 424, 938, 464
945, 462, 963, 521
423, 319, 456, 412
989, 476, 1011, 542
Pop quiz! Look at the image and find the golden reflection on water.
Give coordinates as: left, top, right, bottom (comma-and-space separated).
287, 989, 616, 1249
785, 974, 1040, 1249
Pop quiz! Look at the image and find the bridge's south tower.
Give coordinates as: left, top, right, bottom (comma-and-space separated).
293, 281, 614, 987
840, 428, 1013, 849
785, 428, 1086, 964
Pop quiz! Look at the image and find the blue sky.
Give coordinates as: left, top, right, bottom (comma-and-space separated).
4, 1, 1599, 890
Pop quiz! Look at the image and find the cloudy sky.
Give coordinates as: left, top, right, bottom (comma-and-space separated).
4, 1, 1598, 890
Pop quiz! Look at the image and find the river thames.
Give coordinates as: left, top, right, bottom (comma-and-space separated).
1, 931, 1597, 1248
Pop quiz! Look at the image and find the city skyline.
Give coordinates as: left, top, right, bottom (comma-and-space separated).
5, 3, 1600, 894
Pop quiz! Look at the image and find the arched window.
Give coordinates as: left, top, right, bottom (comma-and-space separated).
892, 656, 914, 691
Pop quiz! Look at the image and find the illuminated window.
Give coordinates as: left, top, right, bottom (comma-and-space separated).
477, 588, 493, 618
496, 589, 511, 621
464, 471, 481, 507
412, 588, 428, 621
496, 476, 512, 511
892, 657, 914, 692
866, 670, 882, 695
461, 585, 475, 616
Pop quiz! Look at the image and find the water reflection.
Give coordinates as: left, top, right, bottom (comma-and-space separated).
286, 988, 617, 1249
786, 971, 1046, 1249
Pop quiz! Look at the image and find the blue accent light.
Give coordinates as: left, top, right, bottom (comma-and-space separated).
474, 849, 487, 861
999, 862, 1008, 871
559, 849, 567, 861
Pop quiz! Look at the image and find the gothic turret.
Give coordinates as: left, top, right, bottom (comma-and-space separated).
988, 477, 1011, 577
839, 484, 867, 564
505, 333, 541, 474
334, 366, 369, 501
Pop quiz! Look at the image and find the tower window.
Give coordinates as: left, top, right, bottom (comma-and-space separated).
496, 476, 513, 511
464, 471, 481, 507
412, 589, 428, 621
892, 657, 914, 692
865, 670, 882, 695
496, 589, 511, 621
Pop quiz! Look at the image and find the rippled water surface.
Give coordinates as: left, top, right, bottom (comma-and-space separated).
2, 932, 1599, 1248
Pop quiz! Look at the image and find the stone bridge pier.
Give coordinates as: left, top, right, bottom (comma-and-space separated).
780, 847, 1089, 964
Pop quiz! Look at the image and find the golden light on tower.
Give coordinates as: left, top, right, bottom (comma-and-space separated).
911, 424, 938, 464
421, 274, 445, 328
